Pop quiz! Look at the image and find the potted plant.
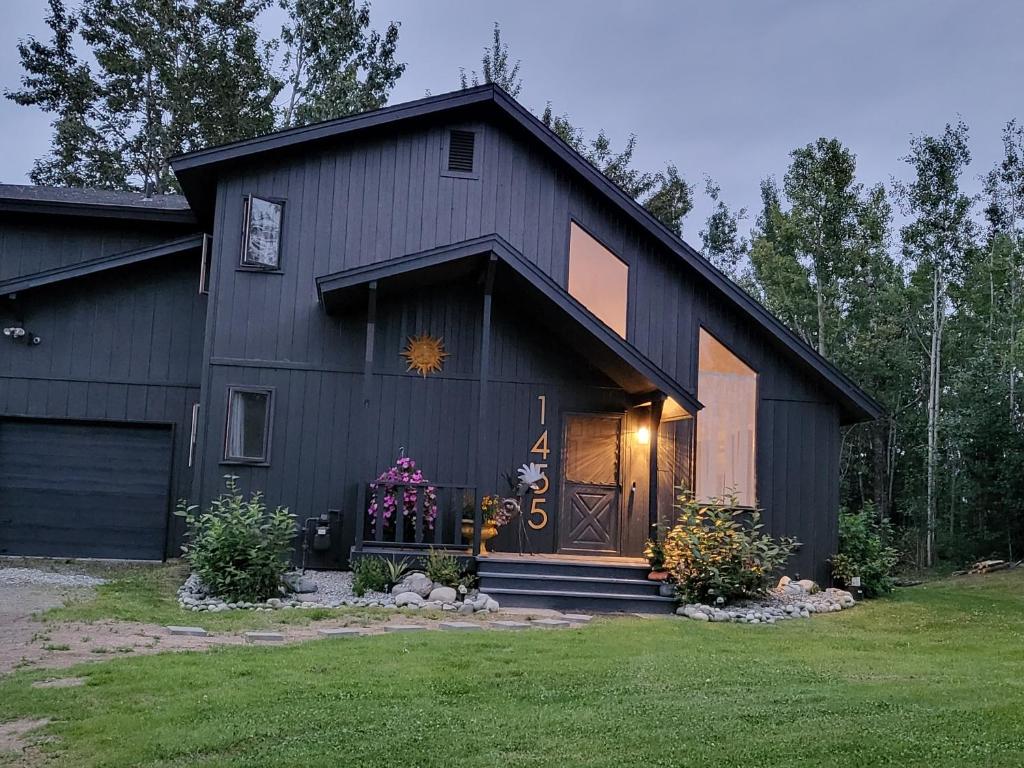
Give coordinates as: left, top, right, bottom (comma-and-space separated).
462, 495, 515, 555
644, 538, 669, 581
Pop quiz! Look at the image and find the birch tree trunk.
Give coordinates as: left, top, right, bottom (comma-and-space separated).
925, 264, 944, 567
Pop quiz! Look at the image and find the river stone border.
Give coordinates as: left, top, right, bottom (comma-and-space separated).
176, 571, 500, 615
675, 582, 857, 624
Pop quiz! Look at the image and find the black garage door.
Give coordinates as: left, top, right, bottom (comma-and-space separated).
0, 419, 173, 560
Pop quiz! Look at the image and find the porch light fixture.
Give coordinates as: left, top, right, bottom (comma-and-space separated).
636, 426, 651, 445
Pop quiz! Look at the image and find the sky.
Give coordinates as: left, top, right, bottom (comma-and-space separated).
2, 0, 1023, 238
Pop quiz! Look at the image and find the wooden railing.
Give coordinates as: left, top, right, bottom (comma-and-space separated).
354, 482, 476, 552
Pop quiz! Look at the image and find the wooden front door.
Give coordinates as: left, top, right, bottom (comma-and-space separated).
558, 414, 622, 554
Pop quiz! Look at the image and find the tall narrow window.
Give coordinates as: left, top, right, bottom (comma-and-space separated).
695, 330, 757, 505
567, 222, 629, 337
198, 234, 212, 294
240, 195, 283, 269
224, 387, 272, 463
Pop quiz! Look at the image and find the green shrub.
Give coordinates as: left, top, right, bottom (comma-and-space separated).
424, 548, 461, 588
351, 557, 388, 596
383, 558, 411, 591
663, 493, 799, 605
831, 503, 899, 597
177, 476, 295, 602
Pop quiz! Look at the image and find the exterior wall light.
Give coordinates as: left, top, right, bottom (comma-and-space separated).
636, 426, 650, 445
3, 326, 41, 345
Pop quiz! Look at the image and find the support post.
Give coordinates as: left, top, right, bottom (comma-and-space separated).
648, 393, 665, 537
474, 256, 498, 557
356, 282, 377, 552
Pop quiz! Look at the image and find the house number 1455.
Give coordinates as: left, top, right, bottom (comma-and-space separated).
528, 395, 549, 530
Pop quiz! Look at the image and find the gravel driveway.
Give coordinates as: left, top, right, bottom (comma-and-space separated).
0, 565, 102, 674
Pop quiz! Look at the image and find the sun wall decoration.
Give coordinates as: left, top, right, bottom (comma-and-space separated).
401, 333, 449, 377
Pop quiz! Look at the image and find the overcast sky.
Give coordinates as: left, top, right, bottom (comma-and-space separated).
2, 0, 1022, 237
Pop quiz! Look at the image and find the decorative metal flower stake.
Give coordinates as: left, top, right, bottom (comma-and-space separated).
401, 333, 448, 377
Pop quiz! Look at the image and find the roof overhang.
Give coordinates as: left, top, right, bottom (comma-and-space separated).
0, 234, 203, 295
316, 235, 703, 414
0, 191, 195, 226
173, 84, 882, 424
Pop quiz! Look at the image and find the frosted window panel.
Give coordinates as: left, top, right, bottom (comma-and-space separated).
695, 330, 757, 505
567, 222, 628, 337
242, 196, 283, 268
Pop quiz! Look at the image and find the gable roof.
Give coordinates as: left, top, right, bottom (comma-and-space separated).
0, 234, 203, 295
316, 234, 703, 416
0, 183, 195, 224
171, 84, 883, 424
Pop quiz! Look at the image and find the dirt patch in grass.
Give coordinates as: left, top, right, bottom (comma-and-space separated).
0, 717, 50, 755
30, 678, 85, 689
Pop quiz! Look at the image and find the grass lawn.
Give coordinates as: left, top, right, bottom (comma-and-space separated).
2, 571, 1023, 767
42, 561, 395, 631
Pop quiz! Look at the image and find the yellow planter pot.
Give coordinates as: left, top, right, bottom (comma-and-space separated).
462, 521, 500, 555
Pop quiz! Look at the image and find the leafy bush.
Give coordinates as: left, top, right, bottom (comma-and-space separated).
178, 476, 295, 602
831, 503, 899, 597
351, 557, 388, 596
425, 548, 461, 588
662, 493, 799, 605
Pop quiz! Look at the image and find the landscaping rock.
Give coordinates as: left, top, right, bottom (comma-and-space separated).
282, 572, 318, 593
428, 586, 458, 603
796, 579, 820, 594
391, 572, 433, 598
394, 591, 424, 608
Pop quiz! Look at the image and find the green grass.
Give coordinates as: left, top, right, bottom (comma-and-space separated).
3, 571, 1023, 767
43, 561, 394, 631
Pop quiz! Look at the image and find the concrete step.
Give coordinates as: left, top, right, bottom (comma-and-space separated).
483, 586, 675, 614
477, 556, 650, 581
478, 571, 663, 597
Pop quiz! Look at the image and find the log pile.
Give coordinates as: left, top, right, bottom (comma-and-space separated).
952, 559, 1022, 576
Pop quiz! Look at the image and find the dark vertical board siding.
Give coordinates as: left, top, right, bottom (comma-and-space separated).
0, 254, 205, 554
189, 114, 849, 573
0, 214, 190, 282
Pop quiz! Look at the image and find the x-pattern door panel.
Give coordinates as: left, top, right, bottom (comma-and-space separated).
559, 413, 622, 554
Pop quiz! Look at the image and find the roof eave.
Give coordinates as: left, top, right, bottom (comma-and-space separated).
0, 198, 195, 225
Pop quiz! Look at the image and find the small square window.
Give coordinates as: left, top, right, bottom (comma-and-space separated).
240, 195, 283, 269
224, 387, 272, 463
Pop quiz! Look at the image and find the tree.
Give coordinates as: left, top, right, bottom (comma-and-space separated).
749, 143, 909, 528
459, 22, 693, 235
8, 0, 403, 191
896, 120, 976, 567
982, 119, 1024, 422
4, 0, 125, 188
700, 176, 748, 278
748, 177, 818, 345
277, 0, 404, 128
459, 22, 520, 97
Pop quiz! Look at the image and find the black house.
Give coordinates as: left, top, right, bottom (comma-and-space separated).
0, 85, 880, 601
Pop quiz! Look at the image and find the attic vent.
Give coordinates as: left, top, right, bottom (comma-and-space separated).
447, 130, 476, 173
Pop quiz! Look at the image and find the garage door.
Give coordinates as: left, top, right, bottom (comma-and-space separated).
0, 419, 173, 560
